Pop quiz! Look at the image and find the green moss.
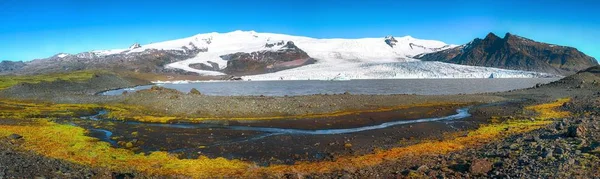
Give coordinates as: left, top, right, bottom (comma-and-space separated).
0, 70, 103, 90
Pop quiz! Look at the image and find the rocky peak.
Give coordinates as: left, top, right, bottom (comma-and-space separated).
265, 40, 285, 48
385, 35, 398, 48
418, 33, 598, 76
281, 41, 299, 50
129, 43, 141, 50
484, 32, 500, 40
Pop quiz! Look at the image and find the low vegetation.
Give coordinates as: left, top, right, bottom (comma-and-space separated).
0, 71, 99, 90
0, 98, 572, 177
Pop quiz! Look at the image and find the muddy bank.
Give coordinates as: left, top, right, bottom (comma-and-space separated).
120, 91, 506, 119
66, 101, 509, 166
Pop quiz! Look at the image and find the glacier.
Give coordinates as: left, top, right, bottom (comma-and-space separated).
84, 30, 559, 80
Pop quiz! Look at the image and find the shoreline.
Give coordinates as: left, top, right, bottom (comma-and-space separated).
151, 76, 562, 84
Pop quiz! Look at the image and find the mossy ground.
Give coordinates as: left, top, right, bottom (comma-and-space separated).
0, 98, 571, 177
0, 71, 101, 90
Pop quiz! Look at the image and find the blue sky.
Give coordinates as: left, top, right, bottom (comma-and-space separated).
0, 0, 598, 61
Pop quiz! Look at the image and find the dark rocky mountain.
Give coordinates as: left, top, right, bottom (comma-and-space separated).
190, 41, 315, 76
417, 33, 598, 76
0, 47, 206, 75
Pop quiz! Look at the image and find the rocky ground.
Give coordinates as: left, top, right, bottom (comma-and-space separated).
0, 66, 597, 178
301, 115, 600, 179
121, 89, 505, 119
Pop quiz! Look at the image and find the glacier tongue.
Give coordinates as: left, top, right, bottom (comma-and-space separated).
164, 30, 461, 76
243, 61, 559, 81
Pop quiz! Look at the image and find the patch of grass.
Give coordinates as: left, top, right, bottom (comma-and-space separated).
0, 70, 102, 90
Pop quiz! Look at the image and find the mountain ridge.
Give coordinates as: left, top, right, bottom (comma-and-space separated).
0, 31, 571, 79
417, 32, 598, 75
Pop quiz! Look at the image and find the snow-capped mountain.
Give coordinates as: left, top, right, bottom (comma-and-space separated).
0, 30, 560, 79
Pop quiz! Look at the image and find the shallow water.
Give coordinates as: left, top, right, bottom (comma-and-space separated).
102, 78, 559, 96
76, 107, 471, 150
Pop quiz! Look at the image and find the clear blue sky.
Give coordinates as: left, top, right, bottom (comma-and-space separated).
1, 0, 598, 61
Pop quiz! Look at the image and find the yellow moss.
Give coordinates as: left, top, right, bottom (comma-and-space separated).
0, 121, 249, 178
260, 119, 550, 176
0, 99, 100, 119
525, 98, 571, 120
257, 98, 570, 176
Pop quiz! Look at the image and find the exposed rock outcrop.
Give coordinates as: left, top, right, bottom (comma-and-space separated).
3, 48, 207, 75
221, 41, 315, 75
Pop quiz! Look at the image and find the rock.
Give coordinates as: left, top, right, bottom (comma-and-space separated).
542, 151, 553, 158
509, 143, 520, 150
555, 122, 565, 131
189, 88, 202, 95
566, 125, 586, 138
554, 147, 565, 155
8, 134, 22, 140
536, 145, 545, 152
416, 165, 429, 172
125, 142, 134, 148
469, 159, 493, 175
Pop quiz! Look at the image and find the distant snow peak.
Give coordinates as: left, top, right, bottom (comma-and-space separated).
385, 35, 398, 48
55, 53, 70, 58
129, 43, 141, 50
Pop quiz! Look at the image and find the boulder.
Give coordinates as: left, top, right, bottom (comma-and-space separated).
469, 159, 493, 175
566, 125, 587, 138
8, 134, 22, 140
189, 88, 202, 95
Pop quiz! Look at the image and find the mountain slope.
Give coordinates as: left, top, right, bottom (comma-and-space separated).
161, 30, 457, 75
417, 33, 598, 76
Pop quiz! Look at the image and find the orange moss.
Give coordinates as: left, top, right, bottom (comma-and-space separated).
258, 120, 551, 176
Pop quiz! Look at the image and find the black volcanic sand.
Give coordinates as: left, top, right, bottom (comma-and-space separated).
226, 104, 468, 130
